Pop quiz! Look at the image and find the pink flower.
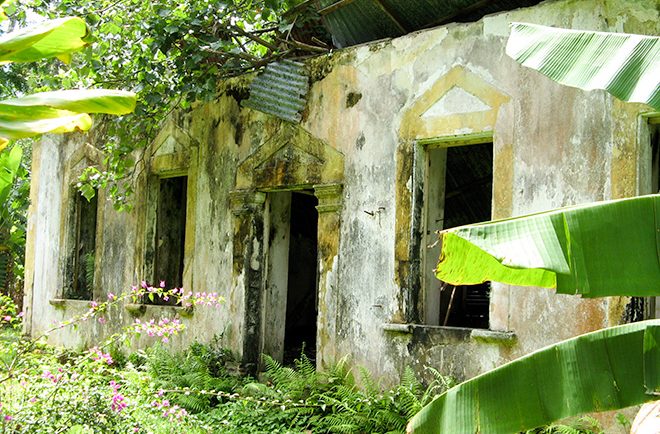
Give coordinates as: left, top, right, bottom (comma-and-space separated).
159, 280, 166, 288
90, 347, 113, 365
2, 315, 10, 322
110, 380, 127, 412
4, 415, 12, 421
17, 312, 23, 318
98, 317, 107, 324
107, 293, 116, 301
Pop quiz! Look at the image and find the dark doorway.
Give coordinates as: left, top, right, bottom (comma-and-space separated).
283, 192, 318, 364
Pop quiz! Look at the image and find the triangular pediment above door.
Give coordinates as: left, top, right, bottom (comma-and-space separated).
236, 123, 344, 190
400, 65, 510, 140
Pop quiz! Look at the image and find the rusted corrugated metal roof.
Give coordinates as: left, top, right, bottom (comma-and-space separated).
243, 60, 309, 123
316, 0, 543, 48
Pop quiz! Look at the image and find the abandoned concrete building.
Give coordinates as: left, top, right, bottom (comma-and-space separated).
23, 0, 660, 384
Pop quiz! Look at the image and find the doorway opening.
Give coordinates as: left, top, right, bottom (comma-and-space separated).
264, 190, 319, 365
283, 192, 318, 364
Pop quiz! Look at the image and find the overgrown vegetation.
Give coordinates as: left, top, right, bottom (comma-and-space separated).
0, 292, 623, 434
0, 322, 449, 433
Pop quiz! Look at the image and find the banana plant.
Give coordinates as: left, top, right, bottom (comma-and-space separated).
506, 22, 659, 110
0, 145, 21, 207
433, 194, 660, 297
407, 196, 660, 433
407, 320, 659, 434
0, 16, 137, 149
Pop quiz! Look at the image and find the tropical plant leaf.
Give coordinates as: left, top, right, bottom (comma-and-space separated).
506, 23, 660, 110
0, 112, 92, 140
407, 320, 660, 434
0, 89, 136, 141
435, 194, 660, 297
645, 325, 660, 395
0, 17, 89, 64
0, 145, 22, 207
1, 89, 137, 115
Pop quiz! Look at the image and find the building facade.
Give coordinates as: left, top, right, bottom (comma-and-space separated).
23, 0, 659, 384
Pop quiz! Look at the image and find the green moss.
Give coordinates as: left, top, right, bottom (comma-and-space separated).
307, 50, 355, 82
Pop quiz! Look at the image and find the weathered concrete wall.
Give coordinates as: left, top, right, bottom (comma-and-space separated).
23, 0, 658, 414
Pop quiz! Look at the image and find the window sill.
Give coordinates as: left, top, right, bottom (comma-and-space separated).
124, 303, 194, 318
383, 323, 516, 345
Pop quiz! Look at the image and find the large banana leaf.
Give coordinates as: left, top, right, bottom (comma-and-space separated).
506, 23, 660, 110
435, 194, 660, 297
407, 320, 660, 434
0, 89, 137, 144
0, 17, 89, 64
0, 145, 22, 206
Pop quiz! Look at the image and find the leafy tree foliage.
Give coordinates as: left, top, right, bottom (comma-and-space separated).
3, 0, 327, 209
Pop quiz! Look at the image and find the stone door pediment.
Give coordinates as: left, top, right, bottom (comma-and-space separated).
235, 124, 344, 190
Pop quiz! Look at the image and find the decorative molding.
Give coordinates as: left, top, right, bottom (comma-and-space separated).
400, 65, 510, 140
235, 123, 344, 190
314, 183, 343, 213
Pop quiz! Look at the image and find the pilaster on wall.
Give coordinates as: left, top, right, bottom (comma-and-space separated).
313, 183, 343, 368
229, 190, 266, 374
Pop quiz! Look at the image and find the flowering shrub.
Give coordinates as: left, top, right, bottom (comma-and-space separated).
0, 294, 22, 329
0, 281, 224, 433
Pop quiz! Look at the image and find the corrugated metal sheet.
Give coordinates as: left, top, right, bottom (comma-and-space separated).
243, 60, 309, 123
317, 0, 543, 48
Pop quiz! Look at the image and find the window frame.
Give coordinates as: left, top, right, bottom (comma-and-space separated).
418, 132, 494, 329
61, 185, 100, 300
636, 113, 660, 320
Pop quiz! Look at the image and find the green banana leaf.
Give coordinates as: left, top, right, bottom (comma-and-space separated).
435, 194, 660, 297
407, 320, 660, 434
506, 23, 660, 110
0, 145, 22, 206
0, 89, 137, 144
0, 17, 89, 64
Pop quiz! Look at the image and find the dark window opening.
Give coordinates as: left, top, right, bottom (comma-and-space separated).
65, 191, 97, 300
425, 142, 492, 329
629, 121, 660, 321
651, 123, 659, 194
623, 297, 645, 323
283, 192, 318, 365
151, 176, 187, 305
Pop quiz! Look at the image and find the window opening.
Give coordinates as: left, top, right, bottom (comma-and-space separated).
628, 120, 660, 321
152, 176, 187, 305
424, 142, 492, 328
283, 192, 318, 364
651, 122, 660, 319
650, 122, 659, 194
65, 190, 97, 300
